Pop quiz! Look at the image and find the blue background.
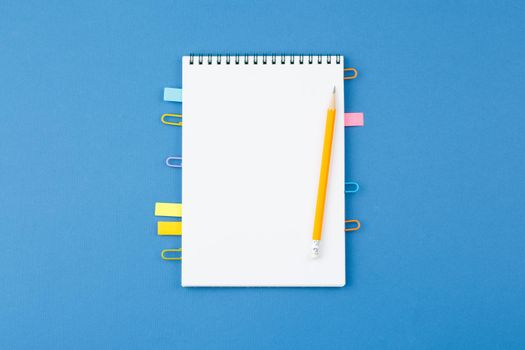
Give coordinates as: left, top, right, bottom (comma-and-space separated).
1, 0, 524, 348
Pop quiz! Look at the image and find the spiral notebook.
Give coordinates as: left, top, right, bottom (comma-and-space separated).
182, 55, 345, 287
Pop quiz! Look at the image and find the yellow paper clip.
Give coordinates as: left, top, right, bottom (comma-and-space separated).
157, 221, 182, 236
161, 248, 182, 261
344, 68, 358, 80
345, 219, 361, 232
161, 113, 182, 126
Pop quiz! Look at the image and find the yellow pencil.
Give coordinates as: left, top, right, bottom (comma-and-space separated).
312, 87, 336, 258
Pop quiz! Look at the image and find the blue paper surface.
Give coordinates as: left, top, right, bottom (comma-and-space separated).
1, 0, 524, 348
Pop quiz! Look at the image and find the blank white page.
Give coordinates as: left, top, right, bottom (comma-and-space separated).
182, 55, 345, 287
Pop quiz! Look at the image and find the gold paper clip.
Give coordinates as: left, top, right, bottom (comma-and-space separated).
344, 68, 358, 80
161, 248, 182, 261
161, 113, 182, 126
345, 219, 361, 232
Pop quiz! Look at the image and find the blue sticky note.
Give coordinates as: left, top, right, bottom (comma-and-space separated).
163, 87, 182, 102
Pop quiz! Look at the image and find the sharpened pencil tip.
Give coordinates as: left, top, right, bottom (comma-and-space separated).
329, 87, 336, 109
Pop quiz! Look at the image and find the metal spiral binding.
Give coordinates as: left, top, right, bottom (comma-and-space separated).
189, 54, 341, 65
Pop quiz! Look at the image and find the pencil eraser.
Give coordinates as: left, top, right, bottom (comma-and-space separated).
164, 87, 182, 102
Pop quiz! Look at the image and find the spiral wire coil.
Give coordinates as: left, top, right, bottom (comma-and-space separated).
189, 54, 342, 65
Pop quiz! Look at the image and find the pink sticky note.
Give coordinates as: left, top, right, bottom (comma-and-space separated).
344, 113, 364, 127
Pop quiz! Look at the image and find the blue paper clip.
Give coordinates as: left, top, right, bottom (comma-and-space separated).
345, 182, 359, 193
165, 156, 182, 168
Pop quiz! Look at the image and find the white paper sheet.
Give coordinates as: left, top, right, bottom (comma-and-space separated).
181, 55, 345, 286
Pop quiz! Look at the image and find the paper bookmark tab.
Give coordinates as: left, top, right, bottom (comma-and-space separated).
344, 113, 364, 127
157, 221, 182, 235
155, 202, 182, 217
164, 87, 182, 102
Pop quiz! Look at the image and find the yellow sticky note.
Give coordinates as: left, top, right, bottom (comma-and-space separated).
157, 222, 182, 236
155, 202, 182, 217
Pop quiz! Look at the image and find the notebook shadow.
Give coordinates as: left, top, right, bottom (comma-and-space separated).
343, 65, 359, 287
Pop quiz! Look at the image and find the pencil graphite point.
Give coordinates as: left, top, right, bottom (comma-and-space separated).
329, 87, 336, 109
